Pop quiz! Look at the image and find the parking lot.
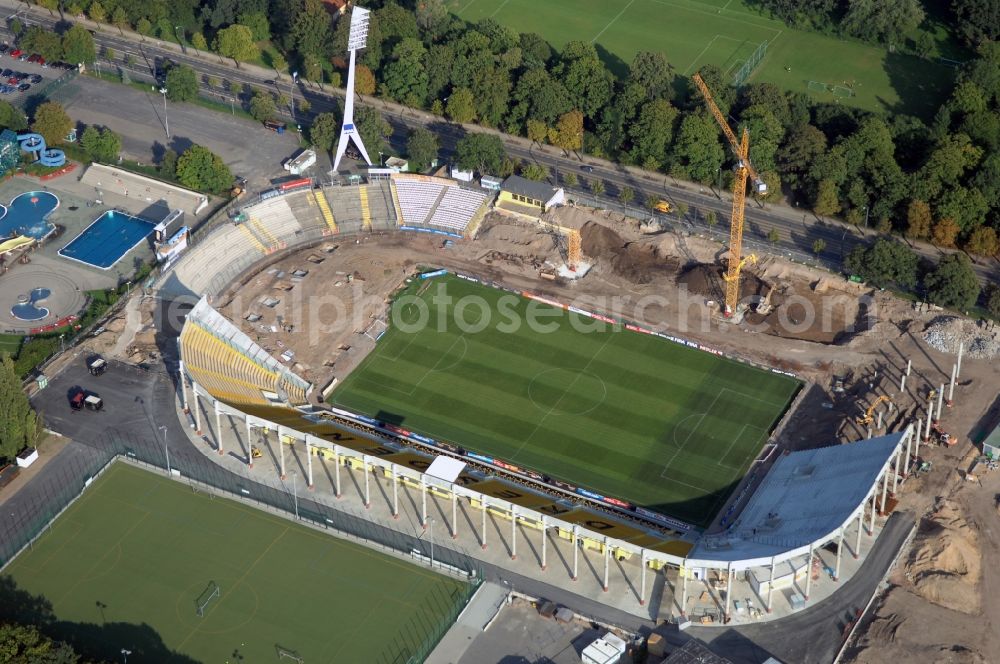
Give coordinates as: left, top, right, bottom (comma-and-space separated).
0, 42, 73, 104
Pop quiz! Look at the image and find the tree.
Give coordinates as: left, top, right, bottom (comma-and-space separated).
103, 47, 116, 62
31, 102, 71, 147
813, 179, 841, 216
628, 99, 677, 168
271, 52, 288, 76
380, 39, 428, 108
165, 64, 198, 102
563, 172, 578, 188
557, 44, 613, 119
61, 24, 95, 64
628, 51, 673, 100
176, 145, 232, 194
670, 112, 724, 183
987, 284, 1000, 318
812, 238, 827, 255
952, 0, 1000, 48
925, 253, 981, 310
767, 228, 781, 243
844, 239, 918, 288
160, 149, 178, 178
286, 0, 332, 59
355, 65, 376, 96
416, 0, 449, 38
842, 0, 924, 45
111, 7, 128, 35
303, 54, 323, 87
526, 119, 548, 144
191, 32, 208, 52
0, 354, 39, 462
521, 163, 548, 181
297, 99, 311, 114
88, 1, 106, 22
931, 218, 961, 247
206, 76, 220, 90
238, 11, 271, 41
136, 18, 153, 36
0, 101, 27, 131
80, 126, 120, 163
549, 110, 583, 152
355, 106, 392, 156
706, 210, 717, 227
0, 621, 78, 662
9, 19, 21, 37
905, 199, 933, 239
214, 25, 258, 68
590, 179, 605, 196
446, 88, 476, 124
309, 112, 338, 154
249, 90, 276, 122
20, 26, 62, 63
777, 124, 827, 190
965, 226, 999, 257
455, 133, 506, 174
406, 128, 438, 169
618, 186, 635, 207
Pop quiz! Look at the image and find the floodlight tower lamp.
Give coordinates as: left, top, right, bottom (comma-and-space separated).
333, 7, 374, 172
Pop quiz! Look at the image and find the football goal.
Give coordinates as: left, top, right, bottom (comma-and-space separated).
195, 580, 221, 617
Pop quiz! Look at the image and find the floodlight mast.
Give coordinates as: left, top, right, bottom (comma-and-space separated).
333, 7, 374, 172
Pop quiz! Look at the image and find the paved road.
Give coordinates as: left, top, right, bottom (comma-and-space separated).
5, 1, 998, 289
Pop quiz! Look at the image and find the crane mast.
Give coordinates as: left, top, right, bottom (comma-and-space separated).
691, 73, 766, 317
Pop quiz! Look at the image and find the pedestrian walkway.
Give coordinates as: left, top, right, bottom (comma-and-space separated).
426, 582, 510, 664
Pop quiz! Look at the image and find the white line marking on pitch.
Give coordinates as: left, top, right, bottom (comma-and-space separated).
591, 0, 637, 43
490, 0, 512, 17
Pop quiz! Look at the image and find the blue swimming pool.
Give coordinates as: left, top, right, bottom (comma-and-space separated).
0, 191, 59, 240
58, 210, 157, 269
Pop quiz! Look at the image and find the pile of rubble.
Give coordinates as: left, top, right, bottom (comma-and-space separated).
923, 316, 1000, 359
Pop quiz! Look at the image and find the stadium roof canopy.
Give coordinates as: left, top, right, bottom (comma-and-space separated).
690, 432, 905, 564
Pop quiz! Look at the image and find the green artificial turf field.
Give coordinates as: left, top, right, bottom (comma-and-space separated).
331, 275, 800, 526
2, 463, 469, 664
449, 0, 955, 118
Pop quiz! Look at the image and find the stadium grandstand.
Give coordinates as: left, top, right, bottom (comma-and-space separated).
392, 174, 489, 236
180, 296, 311, 407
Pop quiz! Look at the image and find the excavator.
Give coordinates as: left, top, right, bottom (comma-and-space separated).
856, 395, 891, 426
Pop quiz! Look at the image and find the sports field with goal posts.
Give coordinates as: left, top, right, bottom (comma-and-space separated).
1, 463, 469, 663
330, 274, 800, 527
448, 0, 954, 118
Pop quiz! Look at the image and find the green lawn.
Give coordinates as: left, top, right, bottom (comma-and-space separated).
331, 275, 800, 526
450, 0, 955, 118
0, 333, 20, 357
2, 463, 468, 664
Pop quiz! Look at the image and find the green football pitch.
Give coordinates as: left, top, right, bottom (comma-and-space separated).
331, 276, 800, 526
2, 463, 469, 663
449, 0, 955, 118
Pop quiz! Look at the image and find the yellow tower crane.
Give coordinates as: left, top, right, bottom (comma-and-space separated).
691, 73, 767, 317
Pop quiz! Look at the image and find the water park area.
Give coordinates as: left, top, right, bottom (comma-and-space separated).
58, 209, 158, 269
0, 190, 59, 241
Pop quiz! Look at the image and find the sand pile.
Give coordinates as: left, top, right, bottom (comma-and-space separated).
676, 263, 766, 303
579, 221, 678, 284
478, 220, 558, 256
903, 500, 980, 614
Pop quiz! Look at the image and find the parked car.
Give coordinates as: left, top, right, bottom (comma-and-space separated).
27, 54, 39, 63
17, 83, 29, 92
1, 69, 11, 78
581, 165, 594, 173
7, 77, 17, 85
29, 74, 41, 83
9, 49, 22, 58
0, 44, 9, 54
17, 54, 28, 62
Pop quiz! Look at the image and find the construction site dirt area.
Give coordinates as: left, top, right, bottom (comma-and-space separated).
122, 206, 1000, 662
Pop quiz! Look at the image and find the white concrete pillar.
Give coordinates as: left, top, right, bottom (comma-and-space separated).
451, 492, 457, 539
391, 465, 398, 519
854, 509, 863, 559
767, 558, 776, 612
925, 403, 933, 440
572, 526, 579, 581
880, 465, 889, 515
214, 402, 223, 455
680, 568, 689, 617
724, 564, 733, 619
540, 517, 547, 570
834, 530, 844, 581
421, 479, 428, 528
510, 507, 518, 560
877, 409, 883, 431
306, 442, 313, 489
905, 430, 912, 475
193, 392, 202, 434
913, 421, 921, 458
639, 554, 647, 606
179, 360, 189, 411
334, 447, 342, 498
900, 373, 906, 393
937, 383, 945, 420
804, 543, 814, 601
245, 419, 253, 469
906, 359, 911, 377
957, 342, 963, 377
949, 364, 957, 402
363, 455, 370, 508
892, 447, 901, 493
278, 431, 286, 480
868, 492, 876, 535
480, 501, 488, 550
602, 538, 610, 592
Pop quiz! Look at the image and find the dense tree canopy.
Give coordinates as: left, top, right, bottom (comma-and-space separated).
175, 145, 232, 193
0, 354, 39, 463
